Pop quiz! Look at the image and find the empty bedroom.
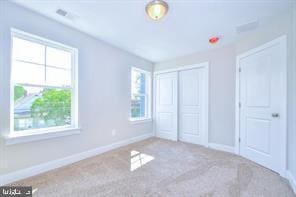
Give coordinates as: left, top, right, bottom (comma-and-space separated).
0, 0, 295, 196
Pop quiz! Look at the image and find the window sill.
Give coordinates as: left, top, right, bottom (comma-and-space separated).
2, 127, 81, 146
129, 118, 152, 124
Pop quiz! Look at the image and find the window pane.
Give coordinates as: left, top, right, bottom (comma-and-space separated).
131, 70, 141, 95
46, 67, 71, 87
132, 71, 146, 94
12, 61, 45, 85
139, 95, 146, 117
14, 85, 72, 131
131, 95, 146, 118
140, 73, 146, 94
131, 97, 141, 118
13, 37, 45, 64
46, 47, 72, 69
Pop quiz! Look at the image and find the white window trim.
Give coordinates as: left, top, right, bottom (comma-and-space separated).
130, 67, 152, 122
4, 127, 81, 146
2, 29, 80, 144
129, 118, 152, 125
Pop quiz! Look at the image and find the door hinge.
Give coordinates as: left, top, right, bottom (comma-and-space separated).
239, 102, 242, 108
239, 138, 241, 143
239, 67, 242, 72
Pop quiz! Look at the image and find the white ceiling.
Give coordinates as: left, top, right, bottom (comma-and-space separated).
12, 0, 292, 62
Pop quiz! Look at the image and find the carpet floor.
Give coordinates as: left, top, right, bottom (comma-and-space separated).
13, 138, 295, 197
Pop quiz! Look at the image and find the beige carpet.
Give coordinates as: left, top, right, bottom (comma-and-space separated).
13, 138, 295, 197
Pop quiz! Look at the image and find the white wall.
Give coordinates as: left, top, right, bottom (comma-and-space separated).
0, 1, 153, 175
154, 45, 236, 146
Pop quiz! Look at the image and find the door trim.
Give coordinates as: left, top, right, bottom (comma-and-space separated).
235, 35, 287, 176
154, 62, 208, 75
153, 62, 209, 147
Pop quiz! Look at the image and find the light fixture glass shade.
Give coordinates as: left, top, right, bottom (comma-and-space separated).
146, 0, 169, 21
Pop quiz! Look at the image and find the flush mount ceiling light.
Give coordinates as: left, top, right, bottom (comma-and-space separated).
146, 0, 169, 21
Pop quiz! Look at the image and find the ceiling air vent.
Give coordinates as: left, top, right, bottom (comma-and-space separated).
236, 20, 259, 34
56, 9, 68, 17
56, 9, 78, 21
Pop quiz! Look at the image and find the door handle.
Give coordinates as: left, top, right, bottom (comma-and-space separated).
271, 113, 280, 118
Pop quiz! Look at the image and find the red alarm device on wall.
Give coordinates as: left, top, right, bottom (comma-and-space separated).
209, 36, 220, 44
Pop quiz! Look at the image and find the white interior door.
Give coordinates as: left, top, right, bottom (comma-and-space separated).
238, 36, 286, 175
179, 68, 207, 145
155, 72, 178, 141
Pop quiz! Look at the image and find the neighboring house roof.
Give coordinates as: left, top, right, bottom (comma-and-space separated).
14, 93, 41, 117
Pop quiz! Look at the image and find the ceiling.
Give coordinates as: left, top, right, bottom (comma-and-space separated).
12, 0, 292, 63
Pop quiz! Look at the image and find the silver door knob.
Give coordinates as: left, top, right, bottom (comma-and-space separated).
271, 113, 280, 118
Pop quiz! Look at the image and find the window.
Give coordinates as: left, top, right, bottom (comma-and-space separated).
11, 29, 78, 133
130, 67, 151, 121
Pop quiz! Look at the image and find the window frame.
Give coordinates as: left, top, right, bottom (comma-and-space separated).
9, 29, 79, 136
130, 67, 152, 122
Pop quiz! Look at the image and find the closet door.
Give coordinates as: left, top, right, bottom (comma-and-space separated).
179, 68, 206, 145
155, 72, 178, 141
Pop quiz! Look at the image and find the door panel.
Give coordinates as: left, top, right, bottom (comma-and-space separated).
181, 114, 199, 135
179, 68, 206, 145
155, 72, 178, 141
158, 112, 173, 131
159, 78, 173, 105
245, 118, 271, 154
239, 37, 286, 175
245, 58, 271, 107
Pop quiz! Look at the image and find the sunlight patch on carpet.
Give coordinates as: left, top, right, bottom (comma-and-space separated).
130, 150, 154, 171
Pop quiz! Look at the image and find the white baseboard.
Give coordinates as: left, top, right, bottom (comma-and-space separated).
208, 143, 235, 154
287, 170, 296, 194
0, 133, 153, 186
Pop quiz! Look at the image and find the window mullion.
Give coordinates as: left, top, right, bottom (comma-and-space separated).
13, 59, 45, 67
45, 65, 71, 71
14, 83, 72, 90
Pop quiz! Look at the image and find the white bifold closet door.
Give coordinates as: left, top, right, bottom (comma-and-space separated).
179, 68, 206, 145
155, 65, 208, 146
